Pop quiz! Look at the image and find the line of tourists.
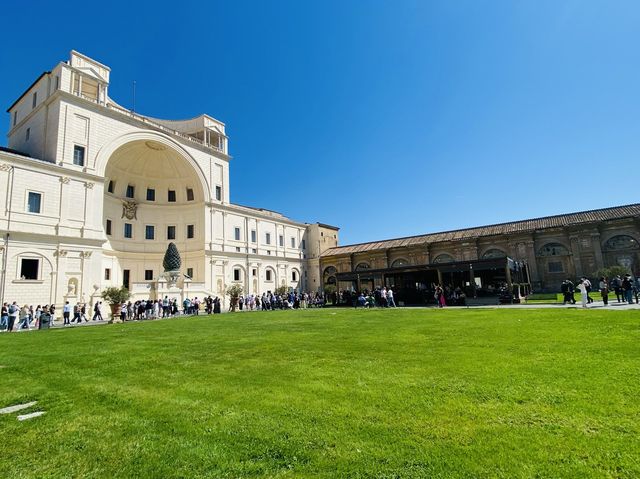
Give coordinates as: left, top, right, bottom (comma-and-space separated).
232, 291, 327, 311
355, 287, 397, 308
561, 275, 640, 308
1, 303, 56, 332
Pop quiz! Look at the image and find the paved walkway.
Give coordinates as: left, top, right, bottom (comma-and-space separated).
3, 301, 637, 334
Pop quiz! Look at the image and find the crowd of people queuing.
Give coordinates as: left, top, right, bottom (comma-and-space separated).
561, 274, 640, 308
0, 291, 331, 332
1, 302, 56, 332
340, 284, 464, 308
232, 291, 327, 311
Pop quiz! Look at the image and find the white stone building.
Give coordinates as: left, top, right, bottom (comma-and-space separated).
0, 50, 338, 308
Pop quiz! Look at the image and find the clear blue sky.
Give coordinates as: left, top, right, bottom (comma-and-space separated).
2, 1, 639, 245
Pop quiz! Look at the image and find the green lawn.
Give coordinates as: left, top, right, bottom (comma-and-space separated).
1, 308, 639, 478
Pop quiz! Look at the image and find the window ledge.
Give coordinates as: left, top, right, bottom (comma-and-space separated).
13, 279, 44, 284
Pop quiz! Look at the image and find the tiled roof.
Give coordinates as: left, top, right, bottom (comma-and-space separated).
322, 203, 640, 256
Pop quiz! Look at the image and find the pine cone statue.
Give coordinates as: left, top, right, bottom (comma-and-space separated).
163, 242, 182, 271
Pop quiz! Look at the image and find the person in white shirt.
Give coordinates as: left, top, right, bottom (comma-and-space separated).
577, 280, 588, 308
387, 288, 396, 307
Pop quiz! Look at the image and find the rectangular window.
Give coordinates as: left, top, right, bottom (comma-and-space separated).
124, 223, 133, 239
252, 248, 257, 254
267, 250, 271, 255
186, 188, 194, 201
123, 269, 130, 289
292, 271, 297, 281
107, 180, 115, 193
234, 227, 241, 241
104, 268, 111, 280
32, 92, 37, 109
106, 219, 112, 235
548, 261, 564, 273
145, 270, 153, 281
215, 185, 222, 201
233, 268, 241, 281
146, 188, 155, 201
25, 128, 30, 141
301, 239, 306, 249
251, 230, 256, 242
13, 111, 17, 126
236, 246, 241, 252
27, 192, 41, 213
266, 270, 272, 281
145, 225, 155, 240
187, 267, 193, 278
291, 237, 295, 248
252, 268, 257, 277
73, 145, 85, 166
167, 225, 176, 240
20, 258, 39, 280
187, 224, 195, 239
279, 235, 284, 247
126, 184, 135, 198
266, 232, 271, 245
168, 190, 176, 202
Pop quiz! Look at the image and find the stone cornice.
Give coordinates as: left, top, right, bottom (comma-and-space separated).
208, 202, 308, 228
0, 150, 104, 182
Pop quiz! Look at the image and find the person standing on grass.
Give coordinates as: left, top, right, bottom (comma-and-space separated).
582, 277, 594, 304
7, 302, 18, 332
599, 277, 609, 305
1, 302, 8, 331
611, 275, 623, 302
387, 287, 396, 307
622, 275, 634, 304
577, 280, 588, 308
18, 304, 30, 330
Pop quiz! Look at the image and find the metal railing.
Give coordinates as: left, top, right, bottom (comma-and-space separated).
72, 91, 224, 153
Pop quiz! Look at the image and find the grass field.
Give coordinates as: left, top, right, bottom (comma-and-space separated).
1, 308, 639, 478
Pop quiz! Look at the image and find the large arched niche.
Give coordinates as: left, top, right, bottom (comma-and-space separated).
94, 131, 210, 199
102, 136, 208, 282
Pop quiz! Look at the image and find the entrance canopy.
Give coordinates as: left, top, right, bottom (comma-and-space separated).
335, 257, 523, 282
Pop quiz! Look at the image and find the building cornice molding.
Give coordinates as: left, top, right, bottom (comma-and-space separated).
208, 202, 308, 228
0, 150, 104, 182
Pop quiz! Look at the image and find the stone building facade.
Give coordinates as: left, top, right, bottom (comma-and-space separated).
0, 51, 338, 308
320, 204, 640, 295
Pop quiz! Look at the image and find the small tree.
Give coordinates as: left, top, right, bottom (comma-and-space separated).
275, 285, 289, 296
593, 265, 631, 280
101, 286, 131, 322
227, 284, 243, 312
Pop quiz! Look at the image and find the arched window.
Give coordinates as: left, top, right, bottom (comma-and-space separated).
537, 243, 570, 257
604, 235, 639, 251
433, 254, 455, 264
482, 248, 507, 259
323, 266, 337, 286
323, 266, 337, 276
355, 263, 371, 271
391, 258, 409, 267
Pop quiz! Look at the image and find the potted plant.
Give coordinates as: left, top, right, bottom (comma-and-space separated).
101, 286, 132, 323
226, 284, 243, 312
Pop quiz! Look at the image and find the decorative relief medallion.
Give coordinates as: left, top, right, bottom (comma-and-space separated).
121, 200, 138, 220
59, 177, 71, 184
84, 182, 94, 189
0, 164, 13, 172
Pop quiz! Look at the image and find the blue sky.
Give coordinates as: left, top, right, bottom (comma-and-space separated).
1, 1, 639, 245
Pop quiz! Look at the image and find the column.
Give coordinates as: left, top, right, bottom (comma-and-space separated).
569, 236, 583, 277
591, 233, 605, 271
